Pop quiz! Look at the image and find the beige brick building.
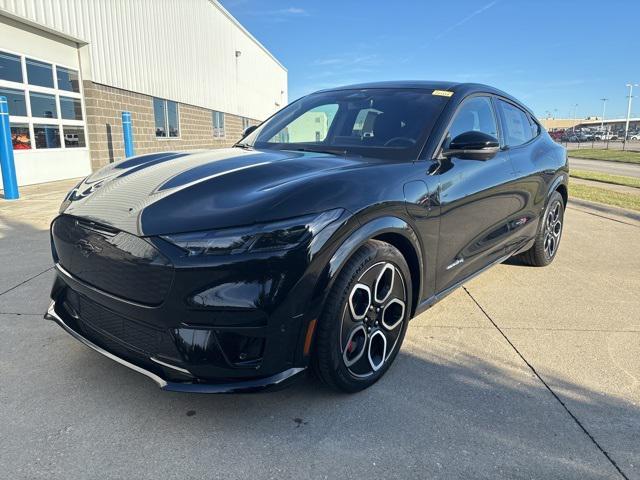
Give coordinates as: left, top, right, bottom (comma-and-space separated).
83, 82, 258, 172
0, 0, 287, 187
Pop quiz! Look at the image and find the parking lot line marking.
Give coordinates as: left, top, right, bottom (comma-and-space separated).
0, 267, 53, 297
463, 286, 630, 480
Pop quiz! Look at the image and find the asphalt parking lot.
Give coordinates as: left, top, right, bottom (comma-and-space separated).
1, 179, 639, 480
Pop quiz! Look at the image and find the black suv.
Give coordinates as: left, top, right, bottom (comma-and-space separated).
46, 81, 568, 393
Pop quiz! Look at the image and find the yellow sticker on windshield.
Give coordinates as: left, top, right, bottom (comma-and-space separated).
432, 90, 454, 97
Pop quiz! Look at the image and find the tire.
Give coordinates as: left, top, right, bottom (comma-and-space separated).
517, 191, 565, 267
312, 240, 412, 393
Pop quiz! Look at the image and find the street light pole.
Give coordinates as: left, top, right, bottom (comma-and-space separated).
624, 83, 638, 141
600, 98, 608, 131
572, 104, 578, 132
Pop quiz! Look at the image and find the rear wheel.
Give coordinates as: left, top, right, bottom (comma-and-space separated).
517, 190, 565, 267
313, 240, 412, 392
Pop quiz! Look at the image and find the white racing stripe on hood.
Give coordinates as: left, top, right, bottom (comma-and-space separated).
66, 149, 267, 234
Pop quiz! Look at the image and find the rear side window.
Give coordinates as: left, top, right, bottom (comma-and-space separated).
528, 115, 541, 137
497, 100, 533, 147
445, 96, 498, 148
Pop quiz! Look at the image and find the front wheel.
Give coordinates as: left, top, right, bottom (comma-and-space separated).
312, 240, 412, 393
517, 190, 565, 267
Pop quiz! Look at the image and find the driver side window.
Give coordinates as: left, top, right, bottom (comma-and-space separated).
445, 96, 498, 148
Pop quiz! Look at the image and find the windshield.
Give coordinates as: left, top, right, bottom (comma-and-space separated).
240, 88, 449, 160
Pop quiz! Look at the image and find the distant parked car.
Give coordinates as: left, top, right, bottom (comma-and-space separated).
630, 133, 640, 141
594, 132, 618, 141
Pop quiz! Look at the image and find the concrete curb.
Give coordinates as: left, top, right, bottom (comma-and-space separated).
568, 197, 640, 224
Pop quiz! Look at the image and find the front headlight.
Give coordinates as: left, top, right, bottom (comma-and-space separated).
161, 209, 344, 256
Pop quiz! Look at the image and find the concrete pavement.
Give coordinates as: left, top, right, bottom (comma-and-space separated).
0, 179, 638, 479
569, 157, 640, 178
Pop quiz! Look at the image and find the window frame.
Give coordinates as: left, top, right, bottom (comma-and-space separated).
495, 97, 540, 150
154, 97, 181, 140
0, 48, 86, 153
212, 110, 225, 138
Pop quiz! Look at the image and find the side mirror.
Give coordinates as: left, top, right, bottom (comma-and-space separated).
442, 131, 500, 160
242, 125, 258, 138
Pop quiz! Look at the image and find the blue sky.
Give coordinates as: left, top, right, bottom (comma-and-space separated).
220, 0, 640, 120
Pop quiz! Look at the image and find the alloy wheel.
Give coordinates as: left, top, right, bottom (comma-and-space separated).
543, 200, 563, 259
340, 262, 407, 377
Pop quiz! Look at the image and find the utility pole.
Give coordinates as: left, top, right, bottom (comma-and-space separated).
600, 98, 608, 131
624, 83, 638, 141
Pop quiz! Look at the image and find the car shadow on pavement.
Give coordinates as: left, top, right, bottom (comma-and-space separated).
22, 337, 635, 479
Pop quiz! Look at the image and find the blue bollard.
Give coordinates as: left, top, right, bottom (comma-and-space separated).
0, 96, 19, 200
122, 111, 134, 158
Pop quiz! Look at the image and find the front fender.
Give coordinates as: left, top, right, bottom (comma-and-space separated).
293, 215, 423, 360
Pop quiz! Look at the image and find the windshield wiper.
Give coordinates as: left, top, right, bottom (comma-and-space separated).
234, 143, 253, 150
291, 147, 346, 156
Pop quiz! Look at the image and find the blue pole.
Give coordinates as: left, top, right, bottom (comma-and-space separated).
0, 96, 19, 200
122, 111, 134, 158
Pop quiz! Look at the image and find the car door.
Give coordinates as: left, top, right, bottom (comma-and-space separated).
432, 95, 517, 293
494, 98, 548, 253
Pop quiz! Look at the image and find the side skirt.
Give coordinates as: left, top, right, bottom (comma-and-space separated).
413, 244, 527, 318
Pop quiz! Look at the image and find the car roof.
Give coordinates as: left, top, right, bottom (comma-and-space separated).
314, 80, 534, 117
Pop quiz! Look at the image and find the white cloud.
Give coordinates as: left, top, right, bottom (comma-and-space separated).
434, 1, 499, 40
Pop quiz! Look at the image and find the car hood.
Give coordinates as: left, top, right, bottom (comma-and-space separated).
61, 148, 374, 236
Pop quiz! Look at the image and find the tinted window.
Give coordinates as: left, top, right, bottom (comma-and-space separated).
212, 110, 225, 137
269, 104, 338, 143
11, 123, 31, 150
352, 108, 381, 138
244, 89, 449, 160
26, 58, 54, 88
0, 51, 23, 83
497, 100, 533, 146
30, 92, 57, 118
60, 96, 83, 120
57, 67, 80, 92
154, 98, 179, 138
0, 87, 27, 116
154, 97, 166, 137
167, 101, 179, 137
33, 124, 60, 148
63, 126, 86, 148
528, 115, 540, 137
446, 96, 498, 147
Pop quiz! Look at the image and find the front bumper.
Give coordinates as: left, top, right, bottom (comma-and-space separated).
45, 299, 306, 393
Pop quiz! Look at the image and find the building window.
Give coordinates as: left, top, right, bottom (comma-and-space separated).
154, 98, 179, 138
11, 123, 31, 149
33, 124, 61, 149
0, 49, 86, 151
30, 92, 57, 119
63, 126, 86, 148
0, 87, 27, 116
26, 58, 54, 88
60, 96, 83, 120
212, 111, 225, 137
0, 52, 22, 83
56, 67, 80, 93
242, 117, 251, 131
153, 98, 166, 137
167, 101, 179, 137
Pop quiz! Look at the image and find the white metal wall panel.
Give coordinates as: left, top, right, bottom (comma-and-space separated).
0, 0, 288, 120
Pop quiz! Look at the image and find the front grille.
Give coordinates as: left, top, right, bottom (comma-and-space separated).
66, 293, 179, 359
52, 215, 173, 305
